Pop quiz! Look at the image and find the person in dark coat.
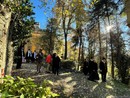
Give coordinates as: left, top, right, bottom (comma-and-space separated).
88, 57, 99, 81
52, 53, 61, 75
83, 58, 89, 75
36, 49, 43, 73
99, 58, 107, 82
93, 61, 99, 80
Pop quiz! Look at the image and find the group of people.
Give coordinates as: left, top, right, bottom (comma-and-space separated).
83, 57, 107, 82
46, 53, 61, 75
25, 49, 38, 63
24, 49, 107, 81
25, 49, 61, 75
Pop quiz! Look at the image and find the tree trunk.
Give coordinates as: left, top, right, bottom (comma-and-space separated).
116, 14, 121, 73
103, 18, 108, 60
98, 18, 102, 61
110, 32, 114, 78
78, 38, 81, 62
49, 32, 53, 54
104, 0, 114, 78
5, 41, 14, 75
0, 6, 11, 83
5, 12, 15, 75
81, 42, 84, 61
16, 45, 22, 69
107, 14, 114, 79
64, 33, 67, 59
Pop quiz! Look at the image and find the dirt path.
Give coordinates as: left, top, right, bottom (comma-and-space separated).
12, 63, 130, 98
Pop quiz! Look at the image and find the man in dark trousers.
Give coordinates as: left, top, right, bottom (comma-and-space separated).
99, 58, 107, 82
52, 53, 61, 75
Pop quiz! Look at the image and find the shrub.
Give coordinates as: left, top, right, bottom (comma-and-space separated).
0, 75, 59, 98
60, 60, 75, 70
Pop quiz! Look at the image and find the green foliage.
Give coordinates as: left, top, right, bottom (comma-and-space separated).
2, 0, 35, 47
88, 0, 120, 30
0, 75, 59, 98
40, 18, 62, 54
11, 1, 35, 47
112, 32, 130, 84
60, 60, 75, 70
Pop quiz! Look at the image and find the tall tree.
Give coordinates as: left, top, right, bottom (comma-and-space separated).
40, 18, 61, 54
0, 1, 12, 81
4, 0, 35, 74
74, 0, 87, 62
89, 0, 119, 78
110, 13, 130, 84
112, 31, 130, 84
54, 0, 77, 59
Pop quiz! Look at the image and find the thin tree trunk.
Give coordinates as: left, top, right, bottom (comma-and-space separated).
103, 18, 108, 60
110, 32, 114, 78
64, 33, 67, 59
81, 42, 84, 61
5, 42, 14, 75
78, 35, 82, 62
78, 45, 81, 62
81, 30, 84, 62
62, 5, 68, 60
105, 0, 114, 78
50, 31, 52, 54
116, 14, 120, 67
98, 17, 102, 61
5, 14, 15, 75
107, 14, 114, 79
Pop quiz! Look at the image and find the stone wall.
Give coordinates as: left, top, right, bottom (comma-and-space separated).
0, 5, 11, 83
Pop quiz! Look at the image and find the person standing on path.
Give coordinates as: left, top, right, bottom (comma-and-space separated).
52, 53, 61, 75
46, 54, 52, 73
32, 50, 37, 62
36, 49, 43, 73
25, 49, 32, 63
99, 57, 107, 82
88, 57, 99, 81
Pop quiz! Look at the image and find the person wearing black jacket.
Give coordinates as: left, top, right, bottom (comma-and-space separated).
52, 53, 61, 75
88, 57, 99, 81
99, 58, 107, 82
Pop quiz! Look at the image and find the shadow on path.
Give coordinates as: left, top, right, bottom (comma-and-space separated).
12, 63, 130, 98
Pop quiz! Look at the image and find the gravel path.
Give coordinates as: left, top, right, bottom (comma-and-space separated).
12, 63, 130, 98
